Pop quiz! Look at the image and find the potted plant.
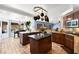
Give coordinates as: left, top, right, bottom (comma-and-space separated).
25, 21, 31, 32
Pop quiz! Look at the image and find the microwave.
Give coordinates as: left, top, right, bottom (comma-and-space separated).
66, 19, 79, 28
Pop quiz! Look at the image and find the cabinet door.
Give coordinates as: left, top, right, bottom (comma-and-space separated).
74, 11, 79, 19
52, 33, 56, 42
63, 14, 74, 27
56, 34, 64, 45
52, 33, 64, 45
67, 14, 74, 20
65, 35, 74, 50
63, 16, 68, 28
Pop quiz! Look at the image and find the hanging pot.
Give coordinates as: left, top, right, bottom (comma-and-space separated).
45, 15, 49, 22
37, 15, 40, 19
41, 13, 44, 17
34, 16, 37, 21
41, 17, 44, 21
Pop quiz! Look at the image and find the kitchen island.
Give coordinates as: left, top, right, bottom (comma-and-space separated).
19, 31, 41, 45
28, 33, 52, 54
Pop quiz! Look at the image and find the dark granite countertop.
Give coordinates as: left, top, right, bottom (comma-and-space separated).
28, 33, 51, 40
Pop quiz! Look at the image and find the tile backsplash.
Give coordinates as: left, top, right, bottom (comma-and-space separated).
64, 28, 79, 32
75, 28, 79, 32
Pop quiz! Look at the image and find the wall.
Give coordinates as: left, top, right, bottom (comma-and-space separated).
0, 9, 32, 39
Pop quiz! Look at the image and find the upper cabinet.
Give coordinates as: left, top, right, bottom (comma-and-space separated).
63, 11, 79, 28
67, 14, 74, 20
74, 11, 79, 19
63, 14, 74, 20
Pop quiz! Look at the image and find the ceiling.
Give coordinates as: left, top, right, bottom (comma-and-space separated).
0, 4, 74, 22
44, 4, 73, 18
0, 4, 73, 16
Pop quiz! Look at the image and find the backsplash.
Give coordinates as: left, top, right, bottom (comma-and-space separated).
64, 28, 79, 32
75, 28, 79, 32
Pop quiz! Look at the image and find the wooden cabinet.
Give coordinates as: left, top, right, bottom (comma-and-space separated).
52, 32, 65, 45
29, 34, 52, 54
64, 34, 74, 53
19, 31, 41, 45
63, 11, 79, 27
74, 11, 79, 19
63, 13, 74, 27
51, 32, 74, 53
67, 14, 74, 20
63, 16, 68, 28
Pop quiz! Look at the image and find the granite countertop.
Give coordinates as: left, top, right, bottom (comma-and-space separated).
28, 33, 51, 40
52, 31, 79, 36
19, 31, 41, 35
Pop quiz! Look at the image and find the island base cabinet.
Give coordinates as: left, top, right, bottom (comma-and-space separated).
30, 36, 52, 54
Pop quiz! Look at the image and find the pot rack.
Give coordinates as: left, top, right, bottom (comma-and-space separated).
33, 6, 47, 13
33, 6, 49, 22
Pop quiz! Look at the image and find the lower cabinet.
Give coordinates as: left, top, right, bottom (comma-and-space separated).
64, 34, 74, 53
52, 32, 74, 53
52, 32, 65, 45
29, 35, 52, 54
